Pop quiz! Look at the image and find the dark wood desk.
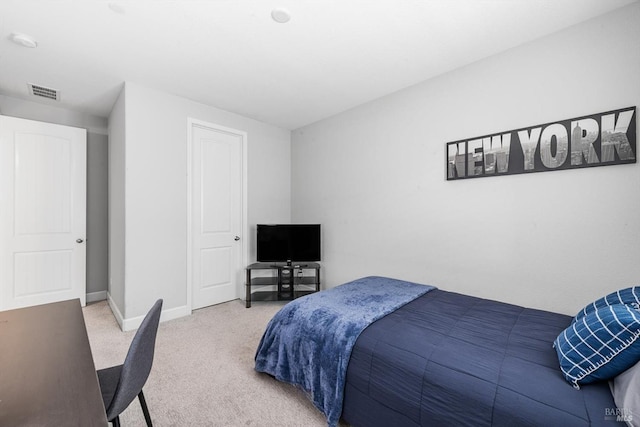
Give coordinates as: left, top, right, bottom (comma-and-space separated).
0, 299, 108, 426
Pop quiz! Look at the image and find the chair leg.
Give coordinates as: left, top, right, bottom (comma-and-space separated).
138, 390, 153, 427
112, 416, 120, 427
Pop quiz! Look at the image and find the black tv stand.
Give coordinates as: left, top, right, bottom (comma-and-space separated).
245, 262, 320, 308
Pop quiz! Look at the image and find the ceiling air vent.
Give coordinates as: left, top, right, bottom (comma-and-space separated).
28, 83, 59, 101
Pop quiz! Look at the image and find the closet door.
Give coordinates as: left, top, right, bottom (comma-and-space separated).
189, 119, 246, 310
0, 115, 86, 311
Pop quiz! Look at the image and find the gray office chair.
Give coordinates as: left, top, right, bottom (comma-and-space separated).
97, 299, 163, 427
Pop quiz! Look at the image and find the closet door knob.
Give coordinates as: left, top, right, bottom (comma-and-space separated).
234, 236, 241, 241
76, 239, 84, 243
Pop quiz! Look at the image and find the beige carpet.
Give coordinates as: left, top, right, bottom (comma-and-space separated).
84, 299, 349, 427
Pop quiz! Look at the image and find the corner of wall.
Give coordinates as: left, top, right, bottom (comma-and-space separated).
106, 292, 125, 331
116, 301, 191, 332
107, 84, 127, 319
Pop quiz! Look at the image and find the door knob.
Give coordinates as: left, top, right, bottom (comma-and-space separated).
76, 239, 84, 243
234, 236, 240, 241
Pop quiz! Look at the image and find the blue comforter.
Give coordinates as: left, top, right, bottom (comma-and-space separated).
343, 289, 621, 426
254, 276, 435, 427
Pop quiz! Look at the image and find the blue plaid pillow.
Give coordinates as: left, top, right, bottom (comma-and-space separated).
554, 304, 640, 388
574, 287, 640, 323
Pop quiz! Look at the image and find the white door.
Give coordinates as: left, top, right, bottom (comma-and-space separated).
0, 115, 86, 311
189, 120, 245, 310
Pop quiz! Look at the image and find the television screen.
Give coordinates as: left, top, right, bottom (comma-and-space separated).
257, 224, 321, 263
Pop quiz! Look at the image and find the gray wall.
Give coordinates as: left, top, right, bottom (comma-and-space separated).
0, 94, 109, 300
107, 89, 126, 311
291, 3, 640, 316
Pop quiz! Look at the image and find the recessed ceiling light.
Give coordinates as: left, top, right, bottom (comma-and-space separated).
9, 33, 38, 48
108, 2, 126, 15
271, 8, 291, 24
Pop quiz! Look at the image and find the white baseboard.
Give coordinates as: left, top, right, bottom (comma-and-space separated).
106, 292, 191, 332
106, 293, 125, 331
86, 290, 107, 303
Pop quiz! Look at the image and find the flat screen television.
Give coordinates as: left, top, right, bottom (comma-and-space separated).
257, 224, 321, 265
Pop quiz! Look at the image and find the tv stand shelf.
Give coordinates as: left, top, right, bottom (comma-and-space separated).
245, 262, 320, 308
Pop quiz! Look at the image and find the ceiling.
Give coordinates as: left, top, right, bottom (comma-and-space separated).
0, 0, 637, 130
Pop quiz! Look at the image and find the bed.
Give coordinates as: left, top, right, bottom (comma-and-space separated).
255, 277, 629, 426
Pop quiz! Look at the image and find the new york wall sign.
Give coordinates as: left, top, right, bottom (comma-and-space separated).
446, 106, 636, 180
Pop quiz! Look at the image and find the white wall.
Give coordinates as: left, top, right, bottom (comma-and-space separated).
0, 94, 110, 301
108, 89, 126, 312
291, 3, 640, 315
110, 82, 290, 326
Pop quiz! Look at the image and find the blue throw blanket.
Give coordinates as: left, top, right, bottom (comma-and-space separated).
254, 276, 435, 427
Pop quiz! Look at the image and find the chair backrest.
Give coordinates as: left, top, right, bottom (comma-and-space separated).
105, 299, 163, 421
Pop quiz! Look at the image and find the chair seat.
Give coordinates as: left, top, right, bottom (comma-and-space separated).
97, 364, 123, 417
